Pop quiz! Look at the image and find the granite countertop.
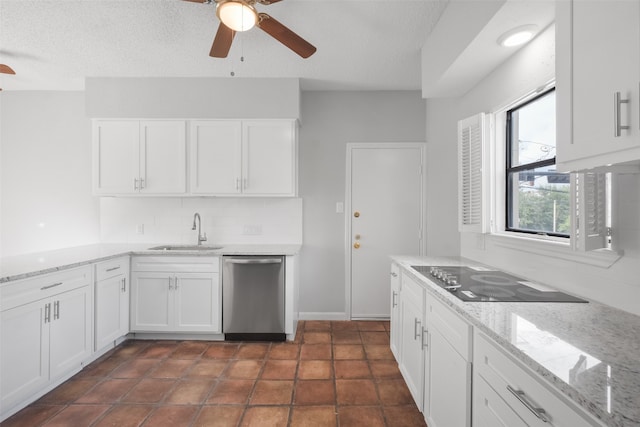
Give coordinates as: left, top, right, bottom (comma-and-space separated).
391, 255, 640, 427
0, 243, 302, 284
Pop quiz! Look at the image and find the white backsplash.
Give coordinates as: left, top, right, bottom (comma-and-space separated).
100, 197, 303, 246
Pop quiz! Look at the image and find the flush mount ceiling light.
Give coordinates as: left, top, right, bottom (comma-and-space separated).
497, 25, 538, 47
216, 0, 258, 32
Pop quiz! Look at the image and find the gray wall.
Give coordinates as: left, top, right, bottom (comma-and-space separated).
298, 91, 426, 317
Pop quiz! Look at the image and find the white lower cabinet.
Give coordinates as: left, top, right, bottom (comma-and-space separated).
0, 267, 92, 419
389, 263, 401, 359
95, 256, 130, 351
130, 256, 220, 333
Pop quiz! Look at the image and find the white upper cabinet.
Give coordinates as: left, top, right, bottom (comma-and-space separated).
93, 120, 186, 195
556, 0, 640, 171
190, 119, 297, 196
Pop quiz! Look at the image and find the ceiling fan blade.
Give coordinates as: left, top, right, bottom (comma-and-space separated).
0, 64, 16, 75
182, 0, 208, 3
210, 23, 236, 58
257, 0, 284, 5
257, 13, 316, 58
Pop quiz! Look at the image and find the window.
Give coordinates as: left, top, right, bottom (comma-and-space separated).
505, 88, 571, 237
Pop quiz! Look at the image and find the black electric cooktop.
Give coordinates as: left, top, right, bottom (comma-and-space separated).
411, 266, 588, 303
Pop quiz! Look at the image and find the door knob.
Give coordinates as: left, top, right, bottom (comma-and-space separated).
354, 211, 360, 218
355, 234, 361, 240
353, 242, 361, 249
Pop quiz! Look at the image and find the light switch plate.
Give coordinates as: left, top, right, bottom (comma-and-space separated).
243, 225, 262, 235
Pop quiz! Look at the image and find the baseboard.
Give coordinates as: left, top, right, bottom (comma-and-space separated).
298, 312, 349, 321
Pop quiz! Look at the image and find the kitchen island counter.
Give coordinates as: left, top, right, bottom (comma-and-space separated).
391, 255, 640, 427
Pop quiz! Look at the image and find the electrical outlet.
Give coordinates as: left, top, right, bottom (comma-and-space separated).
136, 224, 144, 235
243, 225, 262, 235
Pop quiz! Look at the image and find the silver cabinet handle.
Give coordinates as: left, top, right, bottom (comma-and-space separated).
140, 178, 145, 189
106, 266, 120, 272
121, 277, 126, 292
392, 291, 398, 308
41, 282, 63, 291
614, 91, 630, 137
507, 385, 550, 423
224, 258, 282, 265
44, 303, 51, 323
134, 178, 139, 190
243, 178, 248, 190
236, 178, 241, 191
390, 271, 398, 278
168, 277, 173, 290
414, 318, 421, 340
174, 276, 179, 290
54, 300, 60, 320
422, 327, 428, 349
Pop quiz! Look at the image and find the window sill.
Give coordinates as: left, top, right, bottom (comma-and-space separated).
488, 232, 623, 268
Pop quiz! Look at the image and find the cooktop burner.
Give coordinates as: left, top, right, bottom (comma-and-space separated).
410, 266, 588, 303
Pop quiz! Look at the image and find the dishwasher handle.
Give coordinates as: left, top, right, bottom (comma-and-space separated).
225, 258, 283, 265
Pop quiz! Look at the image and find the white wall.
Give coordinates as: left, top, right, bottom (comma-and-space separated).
0, 91, 100, 256
298, 91, 426, 317
426, 25, 640, 316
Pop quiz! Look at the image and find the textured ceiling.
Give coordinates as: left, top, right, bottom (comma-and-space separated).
0, 0, 450, 91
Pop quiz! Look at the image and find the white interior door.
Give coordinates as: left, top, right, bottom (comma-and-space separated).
348, 144, 424, 319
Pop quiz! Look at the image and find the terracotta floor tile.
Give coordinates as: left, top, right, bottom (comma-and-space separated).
303, 332, 332, 344
207, 379, 255, 404
294, 380, 335, 405
383, 405, 428, 427
188, 359, 229, 378
304, 320, 332, 331
76, 379, 138, 403
165, 379, 215, 404
300, 344, 332, 360
330, 321, 359, 332
109, 340, 150, 360
137, 342, 178, 359
356, 321, 387, 332
122, 378, 175, 403
236, 343, 270, 359
75, 357, 123, 378
338, 406, 386, 427
377, 379, 414, 405
290, 406, 338, 427
225, 360, 263, 379
193, 406, 244, 427
370, 360, 403, 379
298, 360, 333, 380
142, 405, 199, 427
361, 331, 391, 345
268, 343, 300, 360
37, 378, 100, 404
334, 360, 371, 379
241, 406, 290, 427
332, 331, 362, 344
171, 341, 209, 359
93, 404, 153, 427
261, 359, 298, 380
364, 345, 395, 360
335, 379, 379, 405
333, 345, 365, 360
150, 359, 195, 378
203, 343, 239, 359
250, 380, 294, 405
0, 405, 64, 427
40, 404, 110, 427
111, 359, 159, 378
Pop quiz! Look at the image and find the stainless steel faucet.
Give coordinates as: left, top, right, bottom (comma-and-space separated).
191, 213, 207, 245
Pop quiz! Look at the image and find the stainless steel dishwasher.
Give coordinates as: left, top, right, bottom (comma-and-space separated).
222, 255, 285, 341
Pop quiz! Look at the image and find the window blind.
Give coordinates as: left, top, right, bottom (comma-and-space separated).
458, 113, 487, 233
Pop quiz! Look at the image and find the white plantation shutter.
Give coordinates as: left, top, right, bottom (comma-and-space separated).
573, 172, 608, 251
458, 113, 487, 233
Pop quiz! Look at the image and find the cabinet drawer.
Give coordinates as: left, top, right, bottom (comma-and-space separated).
473, 374, 527, 427
1, 266, 92, 312
428, 296, 472, 361
95, 256, 129, 282
131, 256, 219, 273
474, 331, 601, 427
401, 273, 424, 305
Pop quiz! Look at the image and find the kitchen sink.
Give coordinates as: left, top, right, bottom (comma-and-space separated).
148, 245, 224, 251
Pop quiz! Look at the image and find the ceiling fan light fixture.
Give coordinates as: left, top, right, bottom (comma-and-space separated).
217, 0, 258, 32
497, 25, 538, 47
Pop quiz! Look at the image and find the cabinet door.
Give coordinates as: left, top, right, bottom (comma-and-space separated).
557, 0, 640, 169
473, 375, 528, 427
130, 272, 172, 331
173, 273, 220, 332
95, 274, 128, 350
242, 120, 296, 196
427, 328, 471, 427
140, 121, 186, 194
49, 286, 92, 380
93, 120, 139, 194
0, 300, 49, 413
190, 120, 242, 195
399, 299, 424, 409
389, 264, 401, 359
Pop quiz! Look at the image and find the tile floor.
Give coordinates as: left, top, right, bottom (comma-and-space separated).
1, 320, 427, 427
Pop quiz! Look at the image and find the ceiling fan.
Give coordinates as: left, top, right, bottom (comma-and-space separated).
0, 64, 15, 91
183, 0, 316, 59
